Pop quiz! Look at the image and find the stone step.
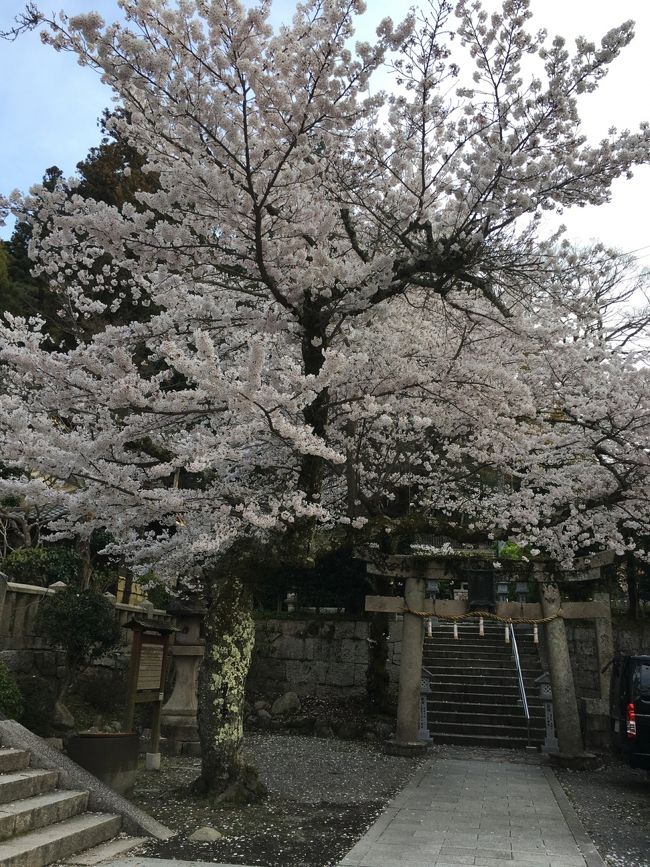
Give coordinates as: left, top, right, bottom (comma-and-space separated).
423, 647, 538, 658
0, 754, 30, 776
425, 638, 538, 650
432, 731, 543, 748
427, 684, 541, 697
0, 773, 58, 807
427, 709, 545, 728
425, 635, 536, 645
426, 634, 512, 644
0, 791, 89, 842
428, 708, 545, 724
64, 834, 147, 865
427, 699, 544, 715
0, 812, 121, 867
432, 628, 533, 639
435, 627, 538, 635
425, 674, 522, 688
426, 675, 543, 689
426, 683, 540, 700
424, 647, 538, 659
423, 661, 541, 675
428, 718, 544, 737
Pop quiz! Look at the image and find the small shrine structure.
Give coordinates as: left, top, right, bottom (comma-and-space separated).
363, 544, 613, 760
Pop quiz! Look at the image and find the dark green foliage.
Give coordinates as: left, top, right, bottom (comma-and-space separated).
0, 244, 10, 293
1, 112, 158, 346
76, 109, 157, 208
253, 546, 368, 615
37, 587, 121, 672
0, 171, 69, 346
0, 662, 24, 719
2, 546, 82, 586
15, 674, 56, 736
143, 576, 173, 611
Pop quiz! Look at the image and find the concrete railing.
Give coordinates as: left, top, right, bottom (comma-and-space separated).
0, 575, 172, 651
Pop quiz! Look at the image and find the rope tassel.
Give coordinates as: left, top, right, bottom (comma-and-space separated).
479, 617, 484, 637
533, 624, 539, 644
427, 618, 433, 638
505, 624, 510, 644
453, 622, 459, 640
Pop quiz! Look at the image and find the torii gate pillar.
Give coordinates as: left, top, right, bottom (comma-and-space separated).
386, 576, 429, 756
536, 567, 584, 758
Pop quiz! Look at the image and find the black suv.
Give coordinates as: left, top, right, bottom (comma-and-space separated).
610, 654, 650, 770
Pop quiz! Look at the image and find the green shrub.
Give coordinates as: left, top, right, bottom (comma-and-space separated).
37, 587, 121, 673
2, 546, 82, 586
0, 662, 24, 719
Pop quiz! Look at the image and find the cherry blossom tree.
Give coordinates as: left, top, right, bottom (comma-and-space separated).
2, 0, 650, 796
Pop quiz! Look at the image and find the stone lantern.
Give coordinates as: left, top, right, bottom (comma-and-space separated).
535, 672, 559, 753
161, 598, 205, 756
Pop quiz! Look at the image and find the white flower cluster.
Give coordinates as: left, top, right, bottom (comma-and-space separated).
1, 0, 650, 579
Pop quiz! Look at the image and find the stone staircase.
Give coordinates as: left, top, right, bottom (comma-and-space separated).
423, 619, 546, 748
0, 745, 125, 867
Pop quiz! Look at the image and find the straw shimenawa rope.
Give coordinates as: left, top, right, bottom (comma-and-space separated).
404, 605, 562, 625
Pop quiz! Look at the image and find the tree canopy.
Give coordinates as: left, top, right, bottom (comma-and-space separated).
1, 0, 649, 570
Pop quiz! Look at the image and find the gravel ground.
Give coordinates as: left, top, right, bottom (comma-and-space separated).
130, 736, 650, 867
554, 757, 650, 867
131, 733, 426, 866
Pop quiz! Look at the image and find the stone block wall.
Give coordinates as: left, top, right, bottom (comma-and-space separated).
565, 620, 600, 700
246, 616, 402, 699
0, 647, 128, 735
566, 617, 650, 705
611, 618, 650, 656
566, 616, 650, 750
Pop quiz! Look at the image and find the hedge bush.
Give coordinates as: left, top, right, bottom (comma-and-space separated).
0, 662, 24, 720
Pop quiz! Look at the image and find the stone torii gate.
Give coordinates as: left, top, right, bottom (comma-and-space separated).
364, 551, 613, 760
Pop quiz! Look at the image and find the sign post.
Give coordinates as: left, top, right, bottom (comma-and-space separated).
124, 618, 178, 771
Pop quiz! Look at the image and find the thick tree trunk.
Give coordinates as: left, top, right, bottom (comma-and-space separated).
193, 573, 266, 803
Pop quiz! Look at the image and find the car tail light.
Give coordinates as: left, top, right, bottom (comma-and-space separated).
626, 702, 637, 739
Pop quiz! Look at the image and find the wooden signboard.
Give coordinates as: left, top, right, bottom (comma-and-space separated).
123, 618, 177, 768
137, 642, 165, 692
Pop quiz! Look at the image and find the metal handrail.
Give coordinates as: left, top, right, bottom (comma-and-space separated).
509, 623, 531, 746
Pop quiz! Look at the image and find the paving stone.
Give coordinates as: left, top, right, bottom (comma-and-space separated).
336, 757, 600, 867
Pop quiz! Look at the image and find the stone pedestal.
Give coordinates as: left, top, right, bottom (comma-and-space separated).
161, 602, 204, 756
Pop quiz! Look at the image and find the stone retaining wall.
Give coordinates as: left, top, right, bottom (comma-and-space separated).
565, 617, 650, 750
565, 616, 650, 704
246, 616, 402, 698
611, 617, 650, 656
565, 620, 601, 700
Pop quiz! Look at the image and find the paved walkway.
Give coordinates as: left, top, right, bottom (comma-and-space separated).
338, 757, 605, 867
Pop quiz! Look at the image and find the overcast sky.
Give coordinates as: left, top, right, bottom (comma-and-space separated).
1, 0, 649, 262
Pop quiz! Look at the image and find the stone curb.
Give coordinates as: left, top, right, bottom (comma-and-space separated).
543, 766, 606, 867
89, 861, 255, 867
